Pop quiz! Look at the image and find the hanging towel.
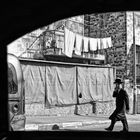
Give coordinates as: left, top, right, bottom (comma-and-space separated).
102, 38, 107, 49
100, 38, 104, 50
106, 37, 112, 48
90, 38, 98, 51
99, 39, 104, 55
64, 27, 75, 57
97, 38, 101, 50
83, 36, 89, 52
75, 34, 82, 55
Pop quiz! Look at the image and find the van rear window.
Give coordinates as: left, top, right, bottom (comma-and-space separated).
8, 63, 18, 94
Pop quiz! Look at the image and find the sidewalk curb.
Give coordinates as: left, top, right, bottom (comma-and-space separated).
25, 119, 140, 130
25, 120, 110, 130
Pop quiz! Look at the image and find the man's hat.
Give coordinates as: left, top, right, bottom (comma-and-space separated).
114, 78, 123, 84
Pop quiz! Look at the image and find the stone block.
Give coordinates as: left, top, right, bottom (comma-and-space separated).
25, 100, 116, 117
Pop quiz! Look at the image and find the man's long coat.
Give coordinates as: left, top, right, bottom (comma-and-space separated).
109, 88, 129, 121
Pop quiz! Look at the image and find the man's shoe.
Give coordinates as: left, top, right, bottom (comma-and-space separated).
105, 127, 112, 131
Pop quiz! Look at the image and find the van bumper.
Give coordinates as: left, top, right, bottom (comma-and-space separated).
11, 114, 26, 131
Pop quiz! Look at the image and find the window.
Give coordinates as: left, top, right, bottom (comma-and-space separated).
8, 63, 18, 94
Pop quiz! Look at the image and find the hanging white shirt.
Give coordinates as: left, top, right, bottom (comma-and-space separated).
100, 38, 103, 50
97, 38, 101, 50
101, 38, 107, 49
106, 37, 112, 48
90, 38, 98, 51
83, 36, 89, 52
75, 34, 82, 55
64, 27, 75, 57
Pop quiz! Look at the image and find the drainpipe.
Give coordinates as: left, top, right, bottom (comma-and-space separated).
133, 11, 137, 114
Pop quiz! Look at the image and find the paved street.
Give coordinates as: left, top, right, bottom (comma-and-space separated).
62, 121, 140, 132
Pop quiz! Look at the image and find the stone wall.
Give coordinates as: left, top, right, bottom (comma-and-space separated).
96, 101, 115, 115
25, 104, 76, 116
84, 12, 127, 79
25, 101, 115, 116
127, 12, 140, 52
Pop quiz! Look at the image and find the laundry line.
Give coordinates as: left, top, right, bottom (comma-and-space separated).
64, 27, 113, 58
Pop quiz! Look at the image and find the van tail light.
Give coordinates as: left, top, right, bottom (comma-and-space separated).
12, 104, 19, 114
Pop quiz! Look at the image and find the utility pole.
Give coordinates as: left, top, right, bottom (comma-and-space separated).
133, 11, 137, 114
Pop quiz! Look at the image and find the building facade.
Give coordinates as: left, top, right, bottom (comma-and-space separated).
84, 11, 140, 114
8, 11, 140, 115
84, 12, 127, 79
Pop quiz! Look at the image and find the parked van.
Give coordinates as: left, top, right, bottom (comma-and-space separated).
7, 53, 26, 131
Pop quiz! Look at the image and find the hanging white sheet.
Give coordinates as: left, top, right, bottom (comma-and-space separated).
64, 27, 75, 57
106, 37, 112, 48
89, 38, 98, 51
83, 36, 89, 52
75, 34, 82, 55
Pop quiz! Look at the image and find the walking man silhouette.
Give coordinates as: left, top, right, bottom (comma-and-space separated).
105, 78, 130, 132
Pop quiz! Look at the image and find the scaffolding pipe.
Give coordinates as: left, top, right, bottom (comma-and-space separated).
133, 11, 137, 114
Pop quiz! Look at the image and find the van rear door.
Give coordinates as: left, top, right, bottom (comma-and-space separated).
8, 53, 25, 115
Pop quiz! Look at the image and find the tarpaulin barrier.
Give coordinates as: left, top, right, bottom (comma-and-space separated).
21, 60, 114, 108
45, 64, 77, 107
102, 68, 114, 101
77, 66, 114, 104
21, 62, 45, 104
